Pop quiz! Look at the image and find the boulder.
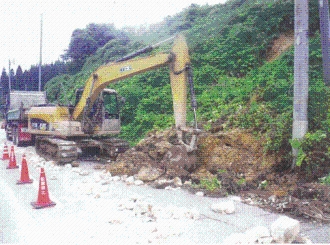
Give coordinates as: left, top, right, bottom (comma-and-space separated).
195, 191, 204, 197
211, 201, 235, 214
134, 180, 144, 186
271, 216, 300, 243
126, 176, 135, 185
135, 166, 163, 182
152, 178, 174, 189
173, 177, 183, 187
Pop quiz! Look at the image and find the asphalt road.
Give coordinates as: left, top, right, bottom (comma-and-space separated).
0, 129, 329, 243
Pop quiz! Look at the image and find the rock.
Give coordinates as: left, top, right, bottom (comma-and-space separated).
191, 168, 216, 182
271, 216, 300, 243
136, 166, 163, 182
100, 172, 111, 180
184, 180, 192, 186
161, 145, 196, 178
126, 176, 135, 185
93, 164, 106, 170
195, 191, 204, 197
108, 150, 153, 176
173, 177, 182, 187
112, 176, 121, 181
268, 195, 276, 203
94, 193, 101, 199
148, 141, 172, 161
134, 180, 144, 186
244, 226, 270, 243
79, 170, 89, 176
211, 201, 235, 214
100, 180, 111, 185
71, 161, 80, 167
121, 175, 128, 181
153, 178, 173, 189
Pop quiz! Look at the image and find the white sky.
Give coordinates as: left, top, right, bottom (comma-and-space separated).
1, 0, 226, 73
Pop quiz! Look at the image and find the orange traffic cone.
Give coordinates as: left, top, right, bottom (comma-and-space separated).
17, 154, 33, 184
2, 143, 9, 160
31, 168, 56, 209
6, 146, 19, 169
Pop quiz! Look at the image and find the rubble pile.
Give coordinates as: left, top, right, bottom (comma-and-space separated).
107, 128, 198, 181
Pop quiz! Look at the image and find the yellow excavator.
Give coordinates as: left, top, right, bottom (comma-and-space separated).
27, 34, 198, 163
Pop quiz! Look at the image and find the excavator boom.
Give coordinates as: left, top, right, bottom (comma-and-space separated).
73, 34, 191, 129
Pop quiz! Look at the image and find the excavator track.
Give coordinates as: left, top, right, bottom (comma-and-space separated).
35, 137, 129, 164
36, 137, 80, 164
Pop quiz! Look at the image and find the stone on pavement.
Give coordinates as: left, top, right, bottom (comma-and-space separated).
271, 216, 300, 243
211, 201, 235, 214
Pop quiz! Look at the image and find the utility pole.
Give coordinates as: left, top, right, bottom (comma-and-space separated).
319, 0, 330, 86
8, 60, 11, 92
292, 0, 309, 169
38, 14, 43, 91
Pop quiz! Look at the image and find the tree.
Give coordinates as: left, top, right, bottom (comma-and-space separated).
0, 69, 9, 108
16, 66, 24, 90
64, 23, 129, 74
23, 70, 31, 91
1, 69, 9, 93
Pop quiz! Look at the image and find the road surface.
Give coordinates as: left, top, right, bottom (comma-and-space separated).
0, 129, 329, 243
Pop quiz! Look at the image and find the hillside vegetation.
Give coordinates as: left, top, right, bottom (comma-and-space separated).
45, 0, 329, 174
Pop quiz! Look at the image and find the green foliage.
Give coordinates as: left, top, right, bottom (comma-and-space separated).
200, 178, 221, 191
290, 130, 329, 170
43, 0, 330, 162
319, 173, 330, 185
237, 178, 246, 186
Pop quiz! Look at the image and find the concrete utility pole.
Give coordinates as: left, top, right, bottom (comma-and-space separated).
292, 0, 309, 169
8, 60, 11, 92
319, 0, 330, 86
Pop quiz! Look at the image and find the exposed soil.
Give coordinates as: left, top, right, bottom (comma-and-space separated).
267, 31, 294, 62
107, 127, 330, 224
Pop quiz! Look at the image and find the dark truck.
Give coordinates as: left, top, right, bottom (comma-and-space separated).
4, 91, 47, 146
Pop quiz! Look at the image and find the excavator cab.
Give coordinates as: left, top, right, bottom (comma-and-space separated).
76, 88, 121, 135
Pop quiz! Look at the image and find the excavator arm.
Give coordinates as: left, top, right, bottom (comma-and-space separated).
73, 34, 192, 130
